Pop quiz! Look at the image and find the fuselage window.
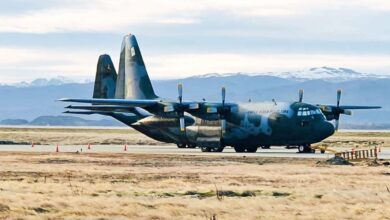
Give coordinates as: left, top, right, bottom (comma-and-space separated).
297, 107, 324, 117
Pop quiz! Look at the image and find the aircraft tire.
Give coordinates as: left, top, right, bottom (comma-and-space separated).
212, 146, 224, 152
200, 146, 211, 152
298, 145, 314, 153
177, 143, 187, 148
234, 146, 245, 153
246, 146, 258, 153
187, 144, 197, 148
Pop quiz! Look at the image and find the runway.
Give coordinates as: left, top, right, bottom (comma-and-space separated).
0, 144, 388, 159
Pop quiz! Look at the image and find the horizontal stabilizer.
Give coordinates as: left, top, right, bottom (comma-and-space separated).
63, 110, 101, 115
59, 98, 158, 107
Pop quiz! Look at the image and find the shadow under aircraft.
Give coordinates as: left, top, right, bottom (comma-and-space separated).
59, 34, 381, 153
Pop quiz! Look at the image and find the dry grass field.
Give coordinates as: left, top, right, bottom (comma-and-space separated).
0, 127, 160, 145
0, 152, 389, 219
0, 127, 389, 219
0, 127, 389, 148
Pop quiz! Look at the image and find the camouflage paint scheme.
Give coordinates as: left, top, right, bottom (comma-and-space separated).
61, 34, 379, 153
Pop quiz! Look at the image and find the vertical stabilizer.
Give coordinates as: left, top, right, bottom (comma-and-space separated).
115, 34, 158, 100
93, 54, 117, 99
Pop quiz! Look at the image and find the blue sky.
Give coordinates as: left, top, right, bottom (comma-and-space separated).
1, 0, 390, 83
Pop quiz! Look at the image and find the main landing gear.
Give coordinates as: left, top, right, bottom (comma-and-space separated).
298, 144, 315, 153
176, 143, 197, 149
233, 146, 258, 153
200, 146, 224, 152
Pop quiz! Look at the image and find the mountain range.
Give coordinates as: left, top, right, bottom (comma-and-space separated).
0, 67, 389, 128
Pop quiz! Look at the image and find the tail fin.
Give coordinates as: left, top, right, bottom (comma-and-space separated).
115, 34, 158, 100
93, 54, 117, 99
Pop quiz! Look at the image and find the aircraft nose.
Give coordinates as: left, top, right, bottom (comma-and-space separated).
320, 121, 335, 139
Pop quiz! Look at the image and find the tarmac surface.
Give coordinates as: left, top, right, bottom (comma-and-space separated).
0, 144, 388, 159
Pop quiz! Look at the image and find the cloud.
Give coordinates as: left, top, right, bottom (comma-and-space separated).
146, 53, 390, 79
1, 45, 390, 83
2, 0, 390, 34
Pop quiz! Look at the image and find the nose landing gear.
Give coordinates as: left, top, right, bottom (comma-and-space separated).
298, 144, 315, 153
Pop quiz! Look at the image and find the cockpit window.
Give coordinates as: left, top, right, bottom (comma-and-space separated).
297, 107, 323, 117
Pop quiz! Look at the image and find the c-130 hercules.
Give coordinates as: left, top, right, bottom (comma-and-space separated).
59, 34, 381, 153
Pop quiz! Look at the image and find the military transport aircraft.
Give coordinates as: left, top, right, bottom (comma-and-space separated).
59, 34, 381, 153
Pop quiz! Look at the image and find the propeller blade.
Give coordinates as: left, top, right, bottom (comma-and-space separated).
178, 83, 183, 103
335, 119, 339, 131
299, 89, 303, 102
222, 87, 226, 105
179, 117, 185, 132
221, 119, 227, 134
337, 89, 341, 107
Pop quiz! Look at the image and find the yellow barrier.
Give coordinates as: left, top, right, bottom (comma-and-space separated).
335, 147, 378, 160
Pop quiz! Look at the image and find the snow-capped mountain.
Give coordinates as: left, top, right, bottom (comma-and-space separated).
191, 67, 389, 82
7, 76, 77, 87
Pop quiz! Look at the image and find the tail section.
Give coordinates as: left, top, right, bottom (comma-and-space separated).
115, 34, 158, 100
93, 54, 117, 99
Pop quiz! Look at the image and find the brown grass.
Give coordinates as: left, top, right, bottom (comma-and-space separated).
0, 127, 389, 148
0, 127, 161, 145
0, 152, 389, 219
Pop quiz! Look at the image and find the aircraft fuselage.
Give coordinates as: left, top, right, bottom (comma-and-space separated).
128, 101, 335, 148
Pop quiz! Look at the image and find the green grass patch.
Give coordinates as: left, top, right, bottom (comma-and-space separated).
272, 191, 291, 197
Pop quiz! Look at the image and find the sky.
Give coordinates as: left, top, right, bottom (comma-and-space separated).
1, 0, 390, 83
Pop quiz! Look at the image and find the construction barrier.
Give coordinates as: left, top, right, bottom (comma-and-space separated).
336, 147, 378, 160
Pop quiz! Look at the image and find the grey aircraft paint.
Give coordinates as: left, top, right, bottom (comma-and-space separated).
60, 34, 381, 153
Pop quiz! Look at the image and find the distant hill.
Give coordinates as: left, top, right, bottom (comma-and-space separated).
0, 119, 29, 125
0, 116, 124, 127
0, 67, 389, 128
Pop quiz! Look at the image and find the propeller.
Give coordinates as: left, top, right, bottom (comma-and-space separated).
299, 89, 304, 102
334, 89, 342, 130
177, 83, 185, 132
218, 87, 233, 135
221, 87, 227, 134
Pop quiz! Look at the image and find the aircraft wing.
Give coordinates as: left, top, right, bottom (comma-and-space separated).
59, 98, 159, 107
332, 105, 381, 110
317, 104, 381, 113
59, 98, 236, 122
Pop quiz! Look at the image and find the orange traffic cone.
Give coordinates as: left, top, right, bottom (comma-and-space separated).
124, 144, 127, 151
56, 144, 59, 152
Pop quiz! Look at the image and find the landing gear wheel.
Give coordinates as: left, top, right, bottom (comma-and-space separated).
320, 149, 325, 154
200, 146, 211, 152
246, 146, 258, 153
298, 145, 305, 153
211, 146, 224, 152
234, 146, 257, 153
234, 146, 245, 153
177, 143, 186, 148
200, 146, 224, 152
187, 144, 197, 148
298, 145, 314, 153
